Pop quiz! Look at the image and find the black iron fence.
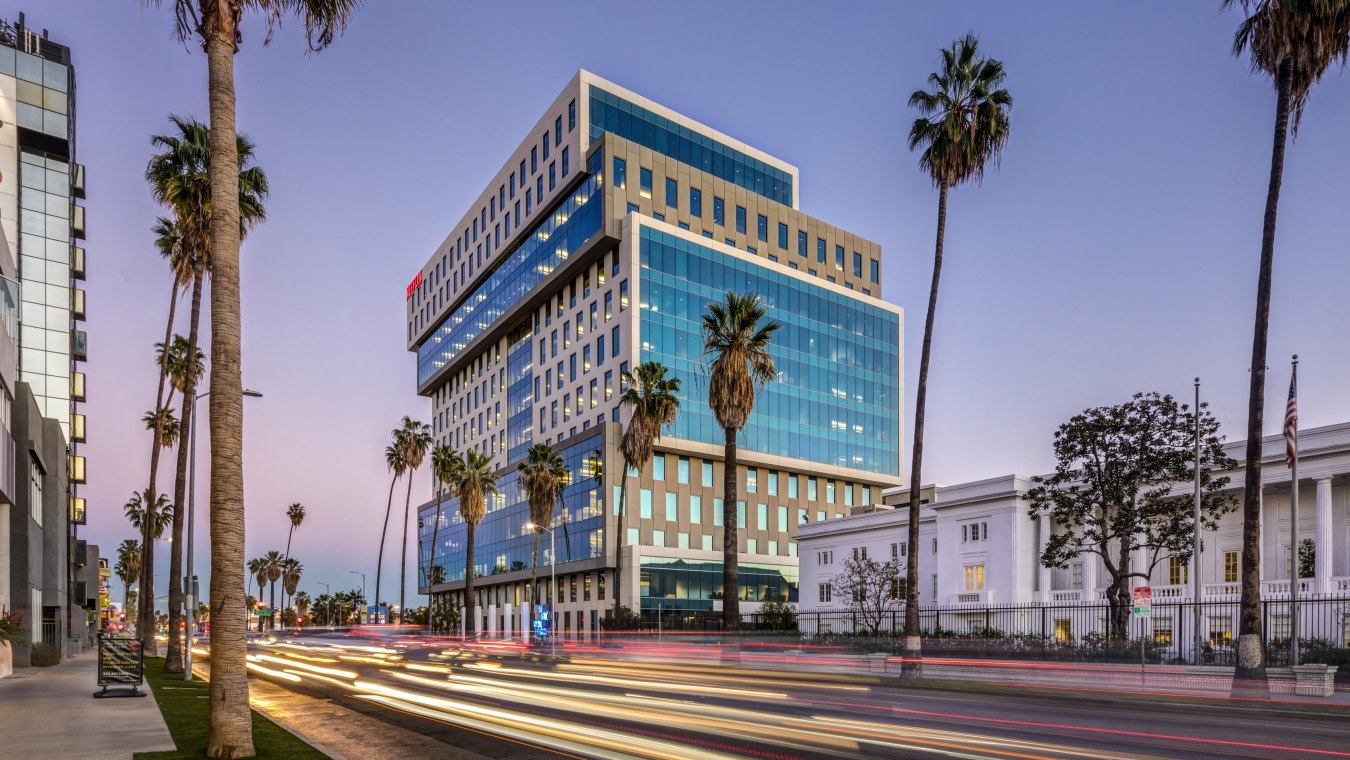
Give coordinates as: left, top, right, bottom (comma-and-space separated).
632, 595, 1350, 671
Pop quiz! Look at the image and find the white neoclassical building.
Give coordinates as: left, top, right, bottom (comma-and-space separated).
797, 421, 1350, 647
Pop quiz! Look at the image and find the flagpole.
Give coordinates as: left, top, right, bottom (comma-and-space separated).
1289, 355, 1299, 667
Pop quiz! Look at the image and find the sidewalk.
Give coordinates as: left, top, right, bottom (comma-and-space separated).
0, 650, 176, 759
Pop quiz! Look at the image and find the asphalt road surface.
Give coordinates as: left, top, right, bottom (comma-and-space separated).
231, 631, 1350, 759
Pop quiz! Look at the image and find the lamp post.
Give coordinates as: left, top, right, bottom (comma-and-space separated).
524, 520, 558, 657
1192, 378, 1203, 666
348, 571, 366, 624
185, 388, 262, 681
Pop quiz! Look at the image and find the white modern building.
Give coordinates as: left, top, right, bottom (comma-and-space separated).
798, 421, 1350, 651
410, 70, 903, 637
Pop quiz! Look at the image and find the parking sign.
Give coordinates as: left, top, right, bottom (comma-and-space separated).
1132, 586, 1152, 618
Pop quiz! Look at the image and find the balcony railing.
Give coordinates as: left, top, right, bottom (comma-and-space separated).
1202, 582, 1240, 596
1049, 590, 1084, 602
1262, 579, 1313, 596
1050, 579, 1337, 601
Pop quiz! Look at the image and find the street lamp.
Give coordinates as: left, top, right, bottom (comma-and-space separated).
524, 520, 559, 657
348, 571, 366, 624
185, 388, 262, 681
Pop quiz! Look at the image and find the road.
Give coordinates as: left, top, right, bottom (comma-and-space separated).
229, 631, 1350, 759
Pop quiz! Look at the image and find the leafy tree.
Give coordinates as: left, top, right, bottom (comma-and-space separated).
1224, 0, 1350, 688
449, 450, 499, 636
518, 443, 568, 606
758, 599, 798, 632
292, 591, 311, 628
145, 3, 358, 753
115, 539, 142, 632
1298, 538, 1316, 579
904, 32, 1013, 673
614, 362, 681, 616
1025, 392, 1238, 640
396, 418, 432, 623
143, 407, 181, 450
702, 293, 777, 630
831, 554, 905, 635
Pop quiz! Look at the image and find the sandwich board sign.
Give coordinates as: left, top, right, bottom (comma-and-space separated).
1132, 586, 1152, 618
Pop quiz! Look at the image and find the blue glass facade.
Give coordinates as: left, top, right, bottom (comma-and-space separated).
419, 433, 607, 588
416, 172, 604, 387
589, 86, 794, 207
640, 558, 798, 612
638, 227, 901, 475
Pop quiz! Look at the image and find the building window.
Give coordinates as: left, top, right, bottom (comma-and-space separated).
767, 470, 778, 496
665, 493, 678, 522
555, 116, 562, 146
604, 370, 613, 401
665, 177, 678, 210
826, 481, 836, 503
808, 478, 818, 501
531, 146, 538, 174
702, 461, 713, 488
798, 230, 808, 257
788, 476, 799, 499
816, 238, 826, 264
613, 157, 626, 189
561, 147, 570, 178
690, 494, 702, 524
619, 279, 629, 311
835, 245, 845, 270
689, 187, 702, 218
777, 222, 788, 250
640, 490, 653, 519
611, 326, 620, 357
677, 456, 690, 485
736, 205, 747, 234
605, 291, 613, 320
853, 252, 863, 278
542, 132, 550, 160
1053, 619, 1072, 644
1154, 617, 1173, 645
713, 196, 724, 225
640, 167, 652, 199
1168, 555, 1188, 586
964, 564, 985, 591
548, 161, 556, 191
1071, 562, 1083, 590
568, 99, 576, 131
818, 550, 833, 566
1224, 551, 1239, 583
819, 584, 832, 604
746, 469, 757, 494
757, 214, 768, 242
1209, 617, 1233, 647
870, 259, 880, 284
653, 455, 665, 481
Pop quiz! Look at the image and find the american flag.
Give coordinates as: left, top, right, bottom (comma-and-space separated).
1284, 365, 1298, 469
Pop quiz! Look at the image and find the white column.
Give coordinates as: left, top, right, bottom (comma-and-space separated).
1083, 548, 1098, 601
521, 602, 532, 643
1315, 478, 1333, 594
501, 602, 512, 638
487, 603, 497, 635
1037, 517, 1052, 602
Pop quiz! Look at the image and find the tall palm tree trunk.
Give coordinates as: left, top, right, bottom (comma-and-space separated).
904, 182, 948, 677
374, 475, 398, 623
165, 273, 203, 673
140, 282, 178, 654
1236, 58, 1291, 691
613, 469, 630, 615
530, 530, 541, 608
722, 428, 740, 630
203, 26, 254, 759
282, 528, 295, 623
399, 474, 413, 624
464, 524, 477, 637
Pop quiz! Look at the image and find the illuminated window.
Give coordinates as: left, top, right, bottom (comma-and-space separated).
1168, 555, 1188, 586
1153, 617, 1173, 645
964, 564, 985, 591
1224, 551, 1239, 583
1053, 619, 1072, 644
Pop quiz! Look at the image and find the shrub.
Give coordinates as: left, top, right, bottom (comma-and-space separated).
30, 642, 61, 667
0, 607, 25, 646
759, 600, 798, 632
601, 605, 641, 631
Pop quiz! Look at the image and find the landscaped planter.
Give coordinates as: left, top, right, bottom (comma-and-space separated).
0, 640, 12, 679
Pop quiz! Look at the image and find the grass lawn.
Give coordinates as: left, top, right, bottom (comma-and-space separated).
134, 658, 330, 759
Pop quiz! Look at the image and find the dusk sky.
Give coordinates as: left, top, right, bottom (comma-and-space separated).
41, 1, 1349, 609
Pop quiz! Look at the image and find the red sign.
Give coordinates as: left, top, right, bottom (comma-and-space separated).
406, 270, 423, 300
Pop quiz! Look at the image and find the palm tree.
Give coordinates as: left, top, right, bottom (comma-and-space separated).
374, 432, 408, 627
148, 115, 268, 674
148, 5, 355, 750
1224, 0, 1350, 689
281, 503, 306, 614
904, 33, 1012, 672
293, 591, 311, 628
143, 407, 181, 450
138, 217, 193, 655
313, 593, 331, 626
428, 444, 458, 600
396, 418, 432, 624
262, 550, 285, 629
448, 450, 499, 637
702, 293, 778, 630
246, 557, 267, 632
517, 443, 568, 607
281, 559, 302, 625
115, 540, 142, 630
613, 362, 681, 617
125, 489, 171, 639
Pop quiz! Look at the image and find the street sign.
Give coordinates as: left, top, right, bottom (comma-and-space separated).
1132, 586, 1152, 618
